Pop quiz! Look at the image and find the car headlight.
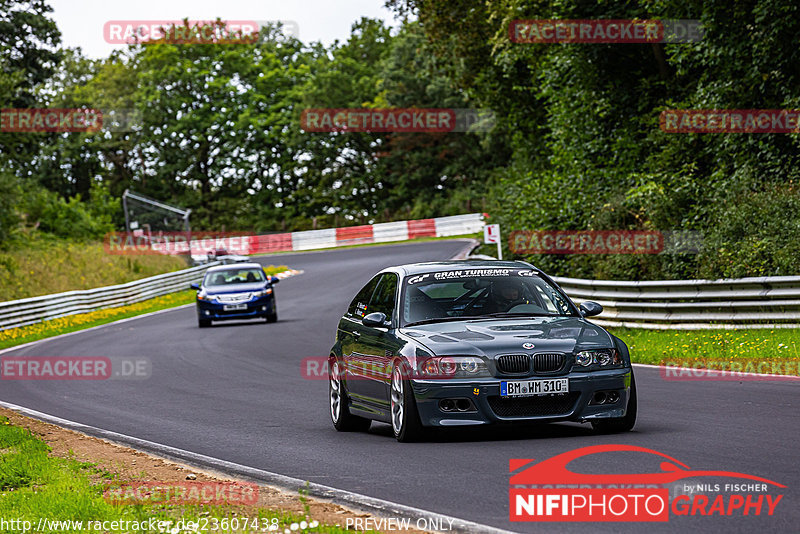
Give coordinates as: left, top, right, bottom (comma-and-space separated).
575, 349, 623, 369
252, 288, 273, 298
197, 291, 211, 301
420, 356, 490, 378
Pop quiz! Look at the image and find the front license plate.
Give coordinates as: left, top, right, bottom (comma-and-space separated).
223, 304, 248, 311
501, 378, 569, 397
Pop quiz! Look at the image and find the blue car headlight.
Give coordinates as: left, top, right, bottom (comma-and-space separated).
252, 288, 273, 298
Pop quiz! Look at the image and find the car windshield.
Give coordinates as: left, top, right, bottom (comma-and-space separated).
204, 268, 265, 287
401, 268, 577, 326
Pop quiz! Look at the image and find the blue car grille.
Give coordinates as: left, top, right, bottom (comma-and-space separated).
215, 293, 253, 303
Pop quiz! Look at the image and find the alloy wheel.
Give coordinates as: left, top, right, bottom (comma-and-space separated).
391, 365, 404, 434
330, 360, 342, 423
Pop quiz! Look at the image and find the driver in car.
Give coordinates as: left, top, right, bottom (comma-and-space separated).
488, 278, 528, 313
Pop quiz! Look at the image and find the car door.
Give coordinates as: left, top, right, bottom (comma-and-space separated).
353, 272, 402, 407
340, 275, 381, 404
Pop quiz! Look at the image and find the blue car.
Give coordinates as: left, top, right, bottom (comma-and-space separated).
191, 263, 280, 327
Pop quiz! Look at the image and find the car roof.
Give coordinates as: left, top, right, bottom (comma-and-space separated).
392, 260, 536, 276
205, 262, 264, 272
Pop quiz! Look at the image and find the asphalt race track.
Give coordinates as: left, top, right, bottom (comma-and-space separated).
1, 240, 798, 533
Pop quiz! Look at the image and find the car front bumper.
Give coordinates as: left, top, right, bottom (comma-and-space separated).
196, 296, 275, 321
410, 369, 632, 427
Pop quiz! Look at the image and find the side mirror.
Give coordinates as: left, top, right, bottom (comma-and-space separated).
190, 283, 200, 290
270, 276, 280, 284
362, 312, 388, 328
579, 301, 603, 317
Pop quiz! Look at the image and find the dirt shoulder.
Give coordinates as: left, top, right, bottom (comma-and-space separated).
0, 406, 427, 534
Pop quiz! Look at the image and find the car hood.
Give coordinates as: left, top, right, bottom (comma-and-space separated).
203, 283, 266, 295
399, 317, 614, 357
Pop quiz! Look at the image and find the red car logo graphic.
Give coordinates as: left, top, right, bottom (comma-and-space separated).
510, 444, 785, 487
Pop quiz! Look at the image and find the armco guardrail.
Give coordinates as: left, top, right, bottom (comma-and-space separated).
553, 275, 800, 330
0, 263, 218, 331
3, 214, 485, 331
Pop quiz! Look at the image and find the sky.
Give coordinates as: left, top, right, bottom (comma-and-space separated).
49, 0, 403, 59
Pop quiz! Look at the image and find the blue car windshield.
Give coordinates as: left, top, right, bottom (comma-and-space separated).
205, 268, 265, 287
401, 268, 577, 325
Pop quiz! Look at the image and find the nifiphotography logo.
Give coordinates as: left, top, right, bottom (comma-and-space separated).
509, 445, 785, 522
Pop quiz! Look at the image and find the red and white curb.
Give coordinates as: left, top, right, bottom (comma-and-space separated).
274, 268, 303, 280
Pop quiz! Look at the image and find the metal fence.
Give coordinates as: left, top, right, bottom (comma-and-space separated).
3, 250, 798, 332
553, 275, 800, 330
0, 263, 218, 331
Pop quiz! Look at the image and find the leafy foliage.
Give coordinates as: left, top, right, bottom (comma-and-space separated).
2, 1, 799, 279
390, 0, 800, 279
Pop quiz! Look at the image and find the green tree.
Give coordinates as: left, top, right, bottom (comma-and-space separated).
389, 0, 800, 279
298, 18, 395, 224
0, 0, 62, 245
374, 21, 509, 218
131, 21, 312, 230
38, 49, 141, 200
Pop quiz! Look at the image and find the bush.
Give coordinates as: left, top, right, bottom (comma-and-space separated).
20, 183, 116, 240
699, 185, 800, 278
0, 171, 20, 246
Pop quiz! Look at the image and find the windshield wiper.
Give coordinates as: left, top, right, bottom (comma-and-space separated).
403, 316, 478, 327
480, 312, 558, 318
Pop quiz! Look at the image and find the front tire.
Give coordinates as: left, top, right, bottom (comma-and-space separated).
592, 373, 637, 433
266, 301, 278, 323
198, 317, 212, 328
390, 362, 424, 442
329, 359, 371, 432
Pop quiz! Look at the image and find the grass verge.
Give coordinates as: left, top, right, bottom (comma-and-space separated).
611, 327, 800, 373
0, 265, 288, 351
0, 415, 366, 534
0, 237, 189, 301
